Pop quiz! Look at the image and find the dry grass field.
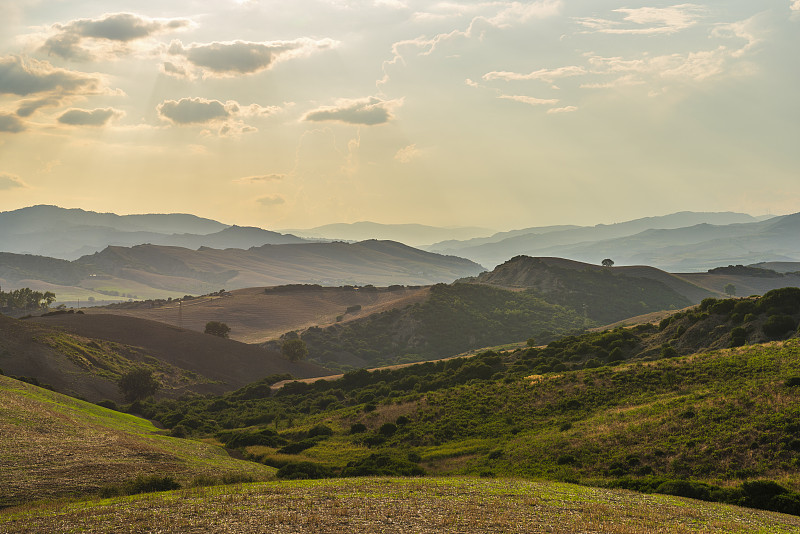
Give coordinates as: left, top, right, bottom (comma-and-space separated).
85, 286, 430, 343
3, 478, 799, 534
0, 376, 274, 508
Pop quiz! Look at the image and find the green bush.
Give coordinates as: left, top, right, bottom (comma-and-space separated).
763, 315, 797, 339
276, 461, 334, 480
340, 453, 425, 477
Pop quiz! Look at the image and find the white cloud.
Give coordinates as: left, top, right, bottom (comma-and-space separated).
235, 174, 287, 183
0, 172, 27, 189
303, 97, 401, 125
166, 38, 337, 78
57, 107, 123, 126
40, 13, 192, 61
158, 97, 231, 124
792, 0, 800, 11
547, 106, 577, 114
394, 144, 421, 163
0, 55, 104, 97
499, 94, 559, 106
483, 66, 586, 83
576, 4, 705, 35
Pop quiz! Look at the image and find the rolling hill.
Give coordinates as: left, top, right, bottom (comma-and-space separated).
0, 375, 274, 507
0, 313, 328, 403
84, 285, 431, 344
282, 221, 495, 247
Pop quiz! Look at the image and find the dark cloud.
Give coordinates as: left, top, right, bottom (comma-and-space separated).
16, 96, 64, 117
41, 13, 191, 61
167, 38, 335, 76
0, 173, 27, 190
236, 174, 286, 183
303, 97, 398, 125
57, 107, 121, 126
157, 97, 231, 124
0, 113, 26, 133
0, 55, 102, 97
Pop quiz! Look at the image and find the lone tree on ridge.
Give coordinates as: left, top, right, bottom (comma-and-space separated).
601, 258, 615, 267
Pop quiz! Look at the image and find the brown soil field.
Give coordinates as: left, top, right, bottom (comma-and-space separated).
84, 286, 430, 343
3, 477, 798, 533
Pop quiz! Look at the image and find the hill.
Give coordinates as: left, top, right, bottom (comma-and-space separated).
0, 240, 484, 305
85, 285, 431, 344
5, 477, 799, 533
0, 374, 274, 507
0, 205, 304, 260
427, 211, 769, 269
265, 263, 694, 371
0, 313, 328, 403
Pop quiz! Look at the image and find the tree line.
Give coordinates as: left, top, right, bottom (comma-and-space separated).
0, 287, 56, 311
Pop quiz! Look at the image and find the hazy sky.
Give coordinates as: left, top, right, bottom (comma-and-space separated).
0, 1, 798, 230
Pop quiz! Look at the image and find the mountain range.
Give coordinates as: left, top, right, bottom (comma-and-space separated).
425, 211, 791, 270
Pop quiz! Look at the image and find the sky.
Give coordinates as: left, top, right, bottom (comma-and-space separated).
0, 0, 798, 231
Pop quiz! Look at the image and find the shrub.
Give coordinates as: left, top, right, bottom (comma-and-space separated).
763, 315, 797, 339
307, 424, 334, 438
378, 422, 398, 437
276, 461, 334, 480
204, 321, 230, 338
277, 439, 317, 455
654, 480, 713, 501
350, 422, 367, 434
101, 475, 181, 497
341, 453, 425, 477
729, 327, 747, 347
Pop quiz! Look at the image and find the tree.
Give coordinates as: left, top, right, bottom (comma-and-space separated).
601, 259, 615, 267
282, 338, 309, 362
118, 368, 160, 402
204, 321, 230, 338
724, 283, 736, 297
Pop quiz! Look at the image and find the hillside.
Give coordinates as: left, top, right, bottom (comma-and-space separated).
5, 477, 799, 533
0, 313, 328, 403
0, 375, 274, 507
86, 285, 431, 344
131, 288, 800, 519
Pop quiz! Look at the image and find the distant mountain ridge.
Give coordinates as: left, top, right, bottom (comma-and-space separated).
0, 240, 485, 302
0, 205, 304, 259
426, 211, 791, 270
283, 221, 495, 247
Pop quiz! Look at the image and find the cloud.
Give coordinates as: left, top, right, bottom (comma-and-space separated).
394, 144, 421, 163
157, 98, 280, 132
303, 97, 400, 125
40, 13, 191, 61
157, 97, 232, 124
235, 174, 286, 184
0, 113, 26, 133
547, 106, 577, 114
483, 66, 586, 84
257, 195, 285, 206
57, 107, 123, 126
576, 4, 705, 35
499, 94, 559, 106
793, 0, 800, 11
0, 55, 104, 97
0, 173, 27, 189
167, 38, 336, 77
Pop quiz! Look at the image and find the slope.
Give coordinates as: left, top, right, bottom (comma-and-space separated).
87, 285, 431, 344
0, 375, 274, 507
0, 313, 328, 403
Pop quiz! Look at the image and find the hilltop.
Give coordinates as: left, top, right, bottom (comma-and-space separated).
0, 313, 328, 403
